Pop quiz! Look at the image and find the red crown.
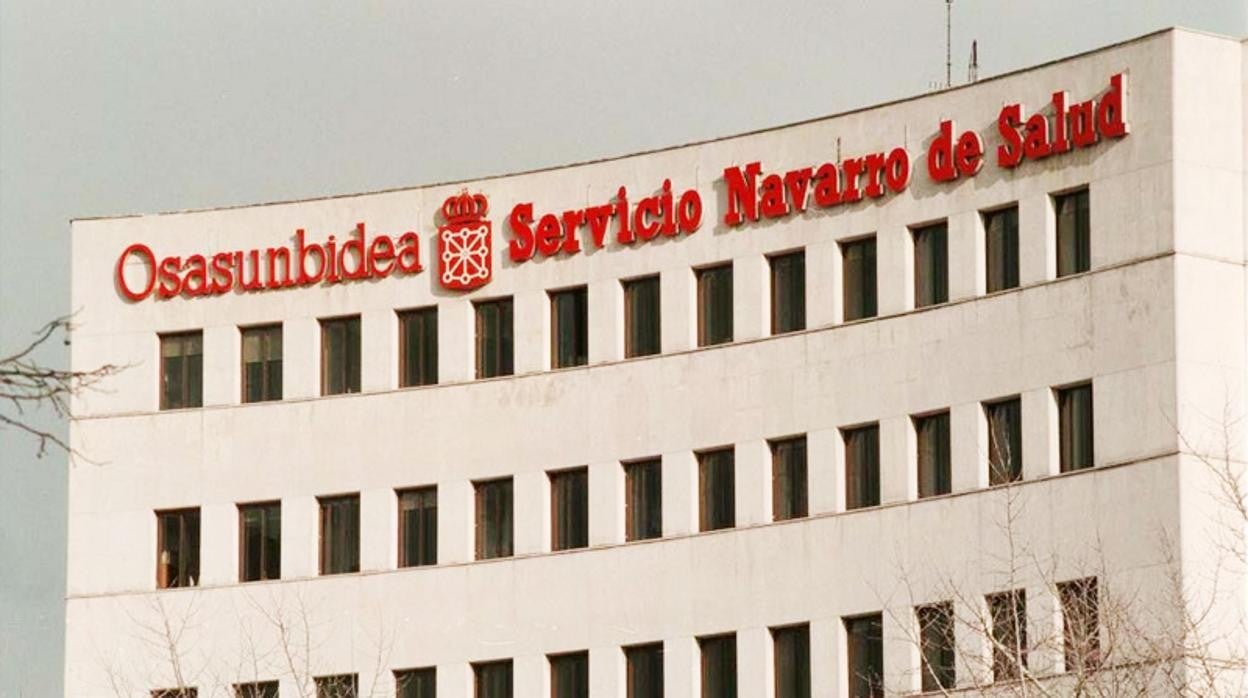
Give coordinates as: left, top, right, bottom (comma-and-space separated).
441, 190, 489, 225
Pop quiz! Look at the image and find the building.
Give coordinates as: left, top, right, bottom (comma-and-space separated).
66, 27, 1248, 697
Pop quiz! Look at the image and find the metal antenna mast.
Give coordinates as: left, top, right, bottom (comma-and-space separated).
945, 0, 953, 88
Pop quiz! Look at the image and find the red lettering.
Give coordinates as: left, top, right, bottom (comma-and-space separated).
927, 120, 958, 182
116, 243, 157, 301
369, 236, 395, 277
997, 104, 1024, 168
783, 168, 813, 213
560, 209, 584, 254
396, 232, 421, 273
955, 130, 984, 177
884, 148, 910, 193
508, 203, 536, 261
536, 214, 562, 256
723, 162, 761, 226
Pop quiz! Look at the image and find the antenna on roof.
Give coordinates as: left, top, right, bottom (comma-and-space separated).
945, 0, 953, 88
968, 39, 979, 83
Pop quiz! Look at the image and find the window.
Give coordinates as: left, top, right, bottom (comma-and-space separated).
1055, 188, 1090, 277
625, 643, 664, 698
986, 398, 1023, 485
917, 602, 955, 691
696, 263, 733, 346
240, 324, 282, 403
152, 689, 197, 698
1058, 383, 1094, 472
550, 467, 589, 551
550, 286, 589, 368
395, 668, 436, 698
475, 298, 514, 379
843, 424, 880, 510
984, 206, 1020, 293
844, 614, 883, 698
320, 315, 361, 395
398, 487, 437, 567
697, 448, 735, 531
234, 682, 279, 698
156, 508, 200, 589
698, 634, 737, 698
160, 331, 203, 409
239, 501, 281, 582
988, 590, 1028, 682
913, 222, 948, 307
475, 478, 514, 560
549, 651, 589, 698
770, 437, 807, 520
398, 307, 438, 387
769, 250, 805, 334
624, 459, 662, 542
841, 237, 877, 321
318, 495, 359, 575
316, 674, 358, 698
623, 275, 661, 358
1059, 577, 1101, 673
772, 624, 810, 698
915, 411, 951, 498
474, 660, 513, 698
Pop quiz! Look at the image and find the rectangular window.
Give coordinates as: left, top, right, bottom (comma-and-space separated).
474, 660, 513, 698
697, 448, 735, 532
844, 613, 884, 698
1055, 188, 1090, 277
160, 331, 203, 410
395, 668, 436, 698
241, 324, 282, 403
985, 397, 1023, 485
549, 651, 589, 698
152, 690, 197, 698
550, 286, 589, 369
625, 643, 664, 698
770, 436, 808, 520
315, 674, 358, 698
239, 501, 281, 582
1059, 577, 1101, 673
320, 316, 361, 396
550, 467, 589, 551
915, 411, 951, 498
698, 633, 737, 698
475, 298, 514, 379
988, 590, 1028, 682
475, 478, 514, 560
234, 682, 279, 698
917, 602, 956, 692
769, 250, 806, 334
318, 495, 359, 575
772, 624, 811, 698
623, 275, 661, 358
696, 263, 733, 346
841, 237, 877, 321
398, 487, 437, 567
156, 508, 200, 589
843, 424, 880, 510
984, 206, 1020, 293
913, 222, 949, 308
624, 459, 662, 542
398, 307, 438, 387
1058, 383, 1094, 472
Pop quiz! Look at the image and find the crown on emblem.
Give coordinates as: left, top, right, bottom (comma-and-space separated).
442, 190, 489, 225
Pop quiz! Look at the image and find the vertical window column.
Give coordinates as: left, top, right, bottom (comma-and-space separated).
160, 331, 203, 409
318, 494, 360, 575
398, 307, 438, 387
550, 286, 589, 369
240, 324, 282, 402
320, 316, 361, 395
239, 501, 280, 582
840, 236, 878, 321
475, 298, 514, 379
1055, 188, 1090, 277
475, 478, 514, 559
769, 250, 806, 335
624, 458, 662, 542
696, 263, 734, 346
915, 411, 951, 498
912, 222, 949, 308
623, 275, 662, 358
1057, 383, 1094, 472
697, 448, 736, 531
844, 614, 883, 698
842, 425, 880, 510
156, 508, 200, 588
550, 467, 589, 551
397, 487, 437, 567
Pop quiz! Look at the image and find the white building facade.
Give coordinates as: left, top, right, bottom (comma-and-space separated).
66, 29, 1248, 697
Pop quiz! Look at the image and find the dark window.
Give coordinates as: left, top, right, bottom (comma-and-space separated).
239, 501, 281, 582
160, 331, 203, 410
843, 425, 880, 510
772, 624, 810, 698
475, 298, 514, 379
319, 495, 359, 575
915, 412, 951, 498
474, 660, 513, 698
475, 478, 514, 560
320, 316, 361, 395
316, 674, 358, 698
625, 643, 664, 698
769, 251, 806, 334
913, 222, 949, 308
917, 603, 956, 691
841, 237, 877, 321
844, 614, 883, 698
399, 307, 438, 387
1058, 383, 1094, 472
698, 448, 735, 531
984, 206, 1020, 293
624, 275, 661, 358
241, 324, 282, 403
625, 459, 662, 542
698, 634, 737, 698
551, 287, 589, 369
986, 398, 1023, 485
395, 668, 436, 698
550, 651, 589, 698
1059, 577, 1101, 673
234, 682, 279, 698
398, 487, 437, 567
1055, 188, 1090, 277
770, 437, 808, 520
157, 508, 199, 589
152, 690, 197, 698
696, 263, 733, 346
550, 468, 589, 551
988, 590, 1028, 682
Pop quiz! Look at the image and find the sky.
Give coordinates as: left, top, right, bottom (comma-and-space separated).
1, 1, 1244, 693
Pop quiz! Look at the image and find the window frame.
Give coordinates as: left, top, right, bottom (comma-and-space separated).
622, 274, 662, 358
1054, 187, 1091, 277
988, 589, 1028, 682
474, 477, 515, 560
548, 650, 590, 698
624, 642, 664, 698
914, 410, 952, 499
843, 613, 884, 698
697, 633, 737, 698
317, 493, 360, 576
916, 602, 956, 692
314, 673, 359, 698
549, 466, 589, 552
771, 623, 811, 698
473, 659, 514, 698
984, 396, 1024, 485
695, 262, 734, 347
549, 285, 590, 369
233, 682, 280, 698
240, 323, 283, 403
159, 330, 204, 410
394, 667, 436, 698
397, 485, 438, 568
1059, 577, 1101, 673
842, 423, 881, 510
982, 204, 1020, 293
911, 220, 949, 308
840, 235, 878, 322
319, 314, 362, 396
624, 457, 663, 542
697, 447, 736, 532
1057, 382, 1094, 472
397, 306, 439, 388
474, 297, 515, 379
769, 435, 808, 521
238, 499, 281, 583
768, 248, 806, 335
156, 507, 200, 589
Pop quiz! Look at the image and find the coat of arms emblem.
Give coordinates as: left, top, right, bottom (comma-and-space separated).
437, 190, 492, 291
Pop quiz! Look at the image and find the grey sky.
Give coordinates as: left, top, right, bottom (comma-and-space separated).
1, 1, 1244, 693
